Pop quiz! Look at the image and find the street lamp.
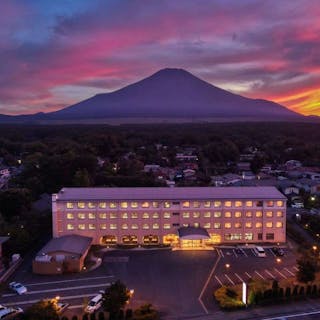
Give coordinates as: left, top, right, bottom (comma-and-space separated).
276, 258, 282, 263
225, 263, 231, 269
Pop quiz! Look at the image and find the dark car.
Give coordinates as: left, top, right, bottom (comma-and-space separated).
272, 247, 284, 256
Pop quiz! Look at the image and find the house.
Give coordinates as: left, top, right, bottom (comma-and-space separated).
285, 160, 302, 170
0, 168, 10, 177
295, 178, 320, 194
278, 180, 300, 196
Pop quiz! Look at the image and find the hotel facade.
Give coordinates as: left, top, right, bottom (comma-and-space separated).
52, 186, 286, 249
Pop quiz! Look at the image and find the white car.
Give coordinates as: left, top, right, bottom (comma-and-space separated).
85, 293, 103, 313
9, 282, 27, 295
0, 307, 23, 319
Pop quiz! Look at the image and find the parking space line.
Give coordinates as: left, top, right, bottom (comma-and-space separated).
254, 270, 265, 280
219, 249, 225, 258
214, 275, 223, 286
251, 249, 257, 256
224, 274, 235, 285
235, 273, 244, 283
284, 267, 295, 276
243, 250, 248, 257
274, 268, 287, 279
233, 249, 238, 258
264, 269, 275, 279
245, 272, 252, 279
293, 266, 299, 271
269, 249, 276, 257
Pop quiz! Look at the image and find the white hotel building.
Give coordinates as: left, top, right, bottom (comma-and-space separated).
52, 186, 286, 249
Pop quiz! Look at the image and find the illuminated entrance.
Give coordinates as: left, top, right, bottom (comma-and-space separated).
100, 235, 117, 245
178, 227, 210, 249
122, 235, 138, 244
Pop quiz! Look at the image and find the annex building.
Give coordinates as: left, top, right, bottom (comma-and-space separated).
52, 187, 286, 249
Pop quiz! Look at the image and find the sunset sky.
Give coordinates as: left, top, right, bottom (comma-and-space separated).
1, 0, 319, 116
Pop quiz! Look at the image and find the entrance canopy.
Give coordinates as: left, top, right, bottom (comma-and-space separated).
178, 227, 210, 240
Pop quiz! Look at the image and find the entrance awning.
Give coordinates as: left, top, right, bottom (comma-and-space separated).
178, 227, 210, 240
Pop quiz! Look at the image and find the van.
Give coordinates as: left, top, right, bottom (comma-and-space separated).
85, 294, 103, 313
254, 246, 266, 257
0, 307, 23, 319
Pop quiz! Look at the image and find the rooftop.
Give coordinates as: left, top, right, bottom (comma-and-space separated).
55, 186, 286, 201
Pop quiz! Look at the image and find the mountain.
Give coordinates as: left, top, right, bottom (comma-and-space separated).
0, 68, 309, 123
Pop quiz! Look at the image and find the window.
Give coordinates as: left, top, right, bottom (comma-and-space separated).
214, 211, 221, 218
143, 212, 150, 219
121, 212, 128, 219
182, 201, 190, 208
235, 201, 242, 207
88, 213, 96, 219
256, 211, 262, 218
183, 223, 189, 227
276, 211, 283, 218
276, 200, 284, 207
99, 202, 106, 208
131, 212, 138, 219
163, 224, 170, 229
66, 202, 74, 209
255, 222, 262, 228
143, 224, 149, 229
121, 224, 128, 230
245, 211, 252, 218
100, 224, 107, 230
193, 212, 200, 218
183, 212, 190, 218
172, 212, 180, 216
120, 202, 128, 209
110, 224, 117, 230
89, 224, 96, 230
77, 202, 85, 209
163, 212, 170, 219
234, 211, 241, 218
225, 222, 231, 229
204, 222, 211, 229
142, 201, 150, 208
78, 224, 85, 230
131, 202, 138, 208
266, 233, 274, 240
224, 201, 232, 207
193, 201, 200, 208
266, 222, 273, 228
266, 211, 273, 218
172, 201, 180, 205
78, 213, 85, 219
67, 213, 74, 219
110, 213, 117, 219
204, 201, 211, 208
109, 202, 117, 208
246, 201, 253, 207
225, 233, 242, 240
203, 211, 211, 218
266, 201, 274, 207
131, 224, 138, 230
245, 233, 253, 240
257, 233, 263, 240
214, 201, 222, 207
88, 202, 96, 209
67, 224, 74, 230
214, 223, 221, 229
152, 201, 159, 208
276, 222, 283, 228
256, 201, 263, 207
99, 213, 107, 219
173, 223, 180, 227
235, 222, 242, 228
194, 222, 199, 228
153, 212, 159, 218
245, 222, 252, 228
153, 223, 159, 229
225, 211, 231, 218
164, 201, 171, 208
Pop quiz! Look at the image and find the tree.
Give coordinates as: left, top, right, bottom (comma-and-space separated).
102, 280, 130, 319
72, 168, 91, 187
296, 258, 317, 283
132, 304, 159, 320
24, 300, 59, 320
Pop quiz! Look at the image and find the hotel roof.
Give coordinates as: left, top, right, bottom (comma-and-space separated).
55, 186, 286, 201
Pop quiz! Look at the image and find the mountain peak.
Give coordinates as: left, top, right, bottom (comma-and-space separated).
152, 68, 192, 77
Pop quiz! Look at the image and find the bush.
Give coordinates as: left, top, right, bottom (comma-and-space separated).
292, 285, 299, 296
82, 314, 89, 320
98, 312, 105, 320
312, 284, 318, 297
125, 309, 133, 319
299, 286, 305, 296
285, 287, 291, 298
214, 286, 245, 310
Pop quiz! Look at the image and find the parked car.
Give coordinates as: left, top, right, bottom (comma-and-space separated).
272, 247, 284, 256
85, 294, 103, 313
253, 246, 266, 257
0, 307, 23, 319
9, 282, 27, 295
56, 302, 69, 314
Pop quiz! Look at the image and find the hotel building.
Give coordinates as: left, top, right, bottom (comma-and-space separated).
52, 186, 286, 249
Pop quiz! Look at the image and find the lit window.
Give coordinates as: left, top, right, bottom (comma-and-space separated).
67, 224, 74, 230
143, 224, 149, 229
276, 201, 284, 207
152, 201, 159, 208
99, 213, 107, 219
143, 212, 150, 219
164, 212, 170, 219
67, 213, 74, 219
245, 233, 253, 240
235, 201, 242, 207
99, 202, 106, 208
246, 211, 252, 217
163, 224, 170, 229
255, 222, 262, 228
224, 201, 232, 207
66, 202, 74, 209
121, 224, 128, 230
266, 222, 273, 228
193, 201, 200, 208
245, 222, 252, 228
266, 211, 273, 218
131, 202, 138, 208
235, 222, 242, 228
204, 223, 211, 229
78, 213, 85, 219
110, 213, 117, 219
225, 222, 231, 229
276, 222, 283, 228
276, 211, 283, 217
78, 224, 85, 230
214, 223, 221, 229
214, 201, 222, 207
110, 224, 117, 230
164, 201, 171, 208
142, 202, 150, 208
194, 222, 200, 228
100, 224, 107, 230
203, 211, 211, 218
131, 212, 138, 219
77, 202, 85, 209
246, 201, 253, 207
183, 212, 190, 218
182, 201, 190, 208
225, 211, 231, 218
256, 211, 262, 217
88, 202, 96, 209
131, 224, 138, 230
122, 212, 128, 219
89, 224, 96, 230
204, 201, 211, 208
266, 201, 274, 207
109, 202, 117, 208
153, 223, 159, 229
214, 211, 221, 218
88, 213, 96, 219
153, 212, 159, 218
120, 202, 128, 209
234, 211, 241, 218
183, 223, 189, 227
193, 212, 200, 218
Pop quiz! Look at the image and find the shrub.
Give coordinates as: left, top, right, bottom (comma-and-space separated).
278, 287, 284, 299
312, 284, 318, 297
72, 316, 78, 320
214, 286, 245, 310
90, 313, 96, 320
98, 312, 105, 320
299, 286, 305, 296
125, 309, 133, 319
61, 317, 68, 320
285, 287, 291, 298
307, 285, 312, 296
82, 314, 89, 320
292, 285, 299, 296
